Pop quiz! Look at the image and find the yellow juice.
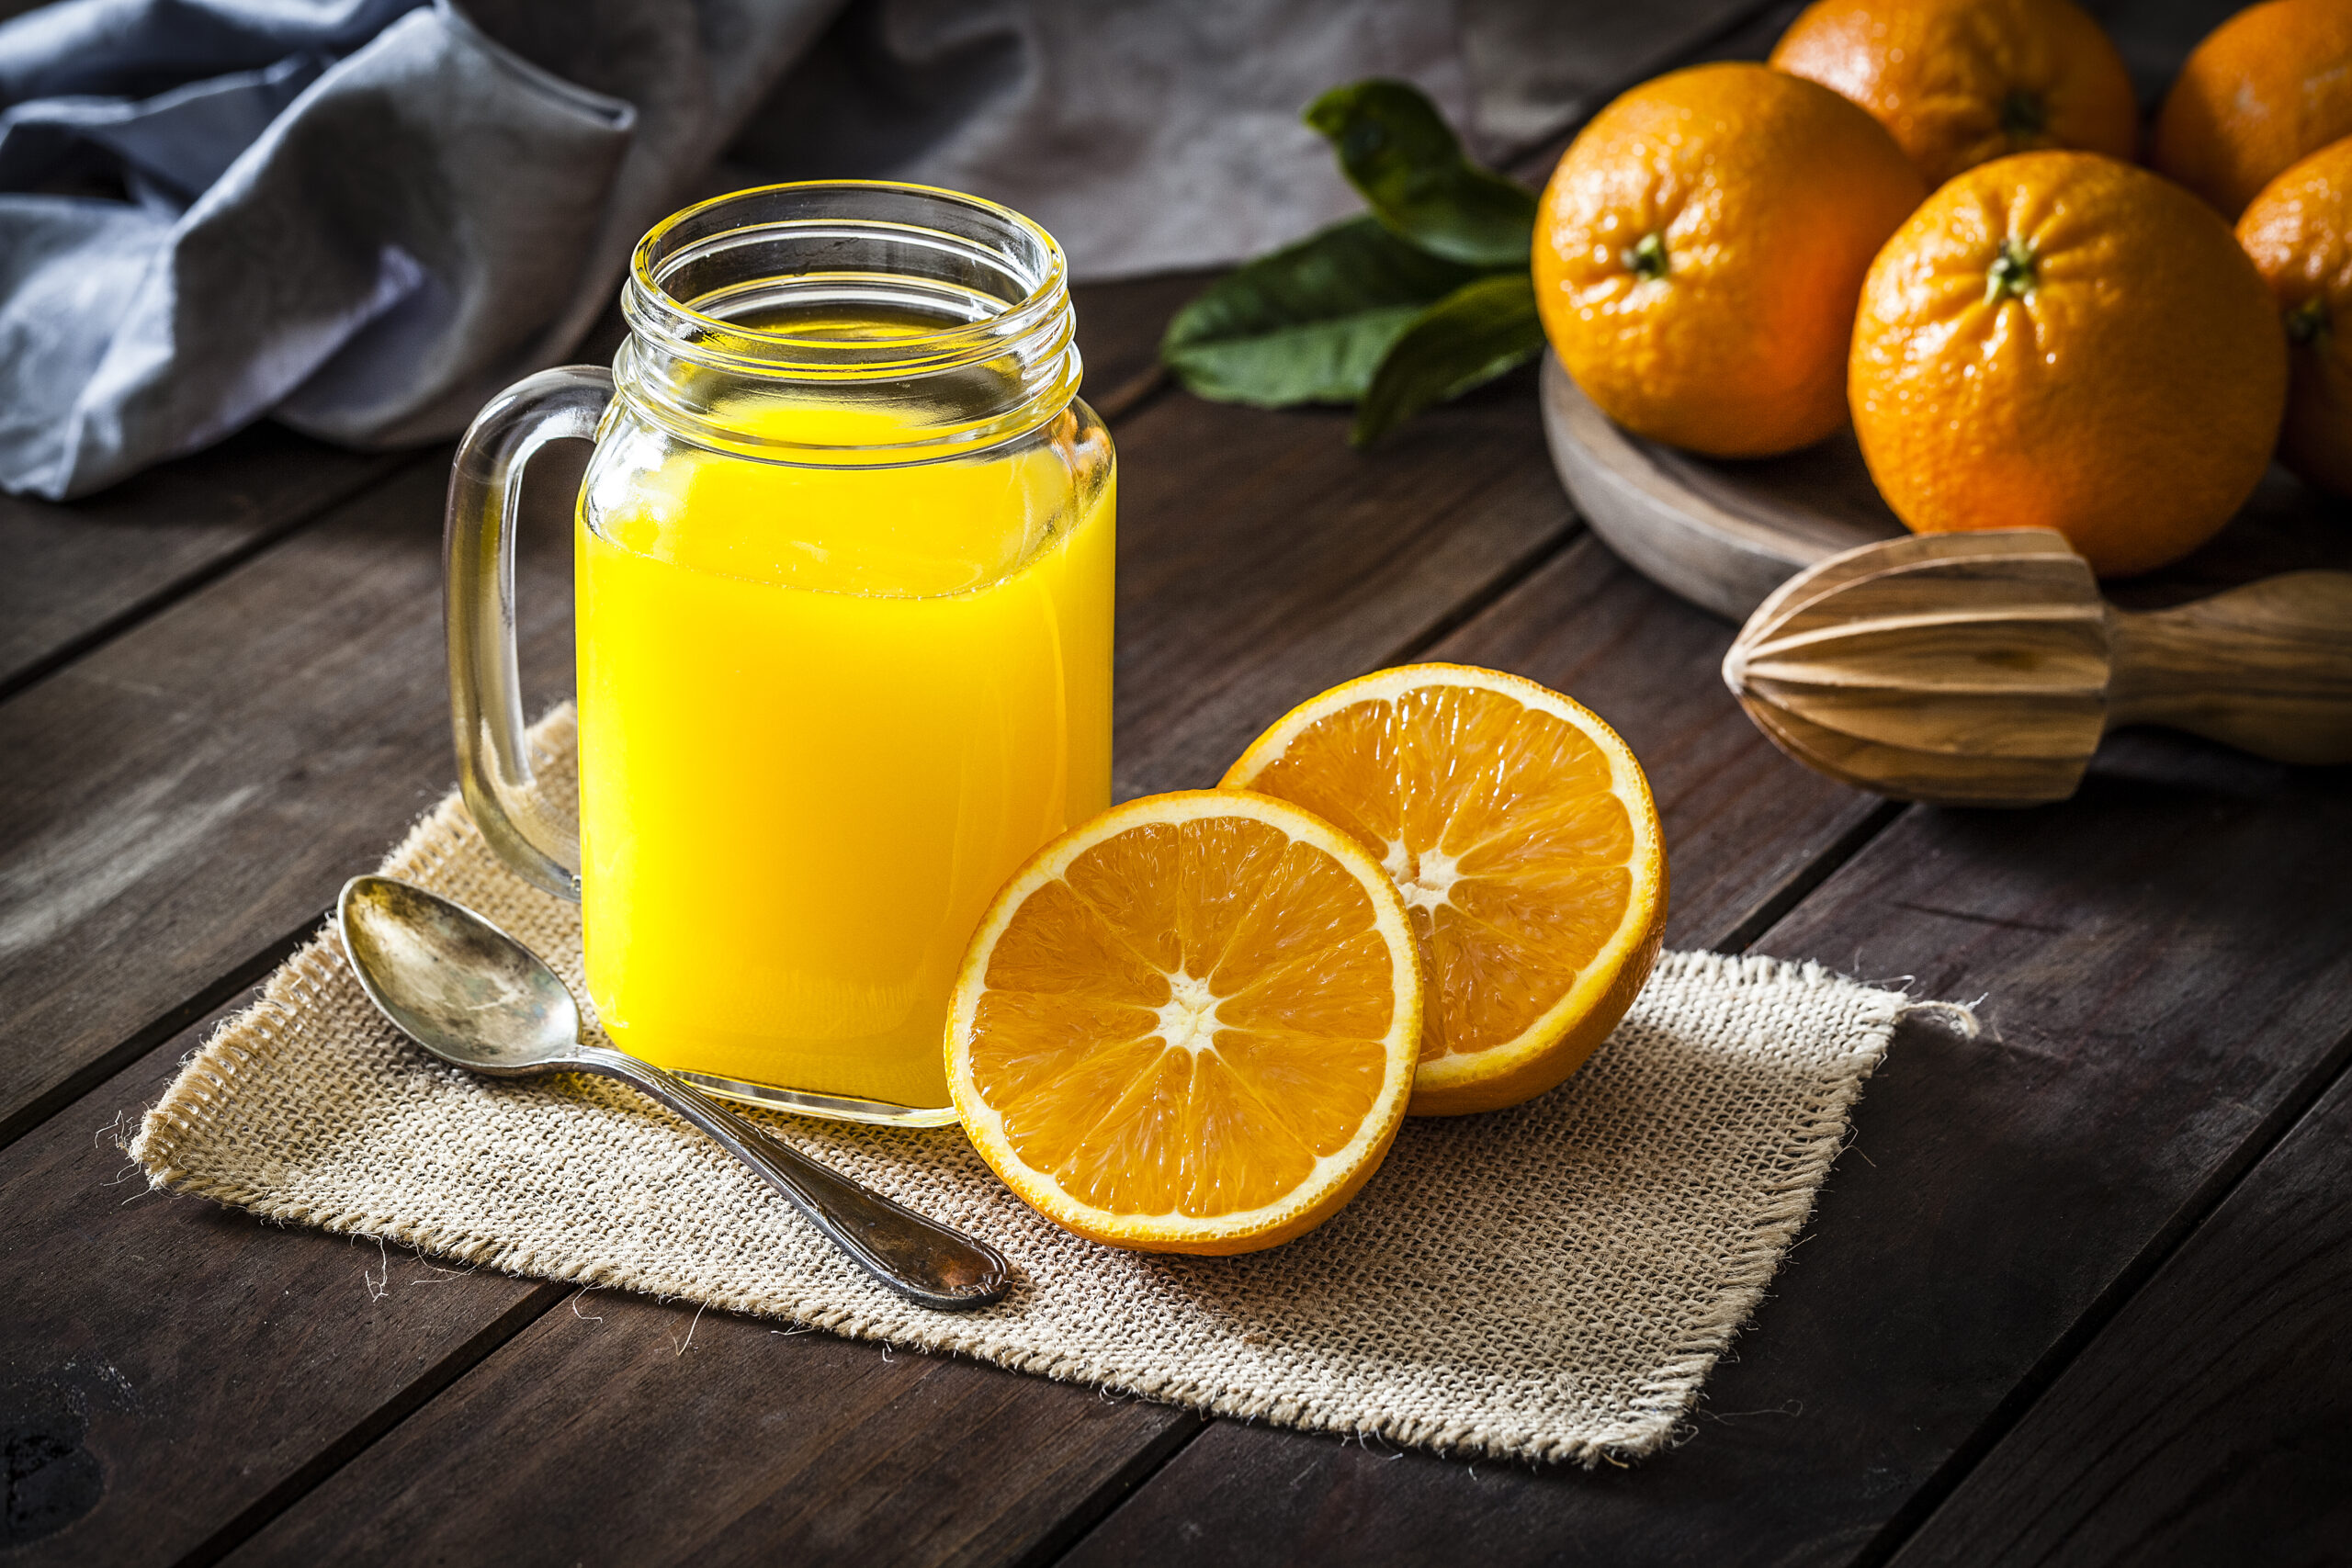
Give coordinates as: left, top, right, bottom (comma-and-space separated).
574, 390, 1114, 1111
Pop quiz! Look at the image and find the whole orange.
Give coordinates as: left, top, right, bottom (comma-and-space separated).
1850, 152, 2288, 577
2238, 136, 2352, 496
1769, 0, 2144, 191
1534, 62, 1925, 458
2153, 0, 2352, 220
1771, 0, 2138, 189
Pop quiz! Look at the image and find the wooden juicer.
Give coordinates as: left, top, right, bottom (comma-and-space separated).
1721, 528, 2352, 806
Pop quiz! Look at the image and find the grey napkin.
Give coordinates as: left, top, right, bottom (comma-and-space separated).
0, 0, 831, 499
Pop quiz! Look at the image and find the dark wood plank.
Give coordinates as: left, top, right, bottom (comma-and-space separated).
0, 264, 1189, 714
0, 452, 576, 1151
0, 987, 560, 1567
1061, 727, 2352, 1568
222, 1292, 1198, 1568
1072, 274, 1206, 421
0, 379, 1573, 1154
1109, 374, 1573, 798
1888, 1056, 2352, 1568
0, 425, 401, 700
1, 15, 1895, 1562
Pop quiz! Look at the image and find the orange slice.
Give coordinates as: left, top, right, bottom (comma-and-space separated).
1222, 663, 1667, 1116
945, 791, 1422, 1254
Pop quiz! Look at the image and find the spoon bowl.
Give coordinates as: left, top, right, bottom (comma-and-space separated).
340, 875, 580, 1074
335, 874, 1009, 1311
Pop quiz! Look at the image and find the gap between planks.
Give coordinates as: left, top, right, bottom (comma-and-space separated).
1003, 1414, 1215, 1568
171, 1282, 571, 1568
1030, 5, 1902, 1554
1041, 812, 2352, 1568
1846, 1014, 2352, 1568
1038, 1, 2340, 1554
1380, 519, 1582, 671
0, 912, 321, 1156
0, 450, 442, 709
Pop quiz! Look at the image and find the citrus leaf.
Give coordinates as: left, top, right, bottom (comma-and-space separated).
1159, 215, 1485, 406
1304, 79, 1537, 269
1351, 273, 1544, 446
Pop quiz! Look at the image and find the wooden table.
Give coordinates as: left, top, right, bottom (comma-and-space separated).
6, 3, 2349, 1562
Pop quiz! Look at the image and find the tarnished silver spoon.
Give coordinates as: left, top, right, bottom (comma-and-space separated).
335, 874, 1008, 1312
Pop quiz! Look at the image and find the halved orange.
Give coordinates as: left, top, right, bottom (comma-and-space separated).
1222, 664, 1667, 1116
946, 790, 1423, 1254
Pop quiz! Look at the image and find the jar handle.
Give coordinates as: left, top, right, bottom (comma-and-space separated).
443, 366, 615, 902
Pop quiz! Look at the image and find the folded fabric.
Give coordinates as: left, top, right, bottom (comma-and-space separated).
0, 0, 832, 499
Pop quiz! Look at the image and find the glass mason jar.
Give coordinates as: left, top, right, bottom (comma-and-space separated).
446, 183, 1115, 1126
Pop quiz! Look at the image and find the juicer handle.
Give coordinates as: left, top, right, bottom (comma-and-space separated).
2104, 570, 2352, 767
444, 366, 615, 902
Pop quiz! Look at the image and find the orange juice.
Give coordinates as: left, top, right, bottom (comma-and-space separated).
574, 395, 1114, 1111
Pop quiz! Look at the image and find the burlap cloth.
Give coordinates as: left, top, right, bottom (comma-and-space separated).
131, 708, 1915, 1465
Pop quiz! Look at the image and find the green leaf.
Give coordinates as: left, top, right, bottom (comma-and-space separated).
1350, 273, 1544, 446
1304, 79, 1537, 269
1159, 215, 1485, 406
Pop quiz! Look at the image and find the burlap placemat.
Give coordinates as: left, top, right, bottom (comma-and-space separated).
131, 707, 1916, 1465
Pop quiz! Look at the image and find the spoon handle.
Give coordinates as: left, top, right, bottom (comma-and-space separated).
571, 1044, 1009, 1312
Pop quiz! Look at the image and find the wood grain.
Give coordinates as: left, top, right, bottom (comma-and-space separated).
0, 425, 401, 699
1724, 529, 2111, 807
1415, 534, 1887, 953
1071, 274, 1207, 421
1720, 530, 2352, 805
1061, 726, 2352, 1568
0, 269, 1184, 711
11, 6, 2328, 1559
0, 454, 579, 1151
1541, 348, 2352, 633
1109, 375, 1573, 798
1886, 1056, 2352, 1568
0, 988, 560, 1567
225, 1291, 1200, 1568
1540, 356, 1901, 622
2107, 572, 2352, 766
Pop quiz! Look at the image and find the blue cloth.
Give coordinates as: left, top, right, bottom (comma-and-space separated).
0, 0, 831, 498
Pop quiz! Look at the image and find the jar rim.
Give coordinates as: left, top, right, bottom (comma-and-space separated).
625, 179, 1070, 377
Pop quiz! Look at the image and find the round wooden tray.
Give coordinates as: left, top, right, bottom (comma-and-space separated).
1538, 353, 1901, 622
1537, 352, 2352, 622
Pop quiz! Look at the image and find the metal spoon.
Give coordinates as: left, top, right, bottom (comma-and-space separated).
335, 874, 1008, 1312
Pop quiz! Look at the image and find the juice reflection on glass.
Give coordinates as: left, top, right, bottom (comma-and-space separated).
443, 184, 1113, 1124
